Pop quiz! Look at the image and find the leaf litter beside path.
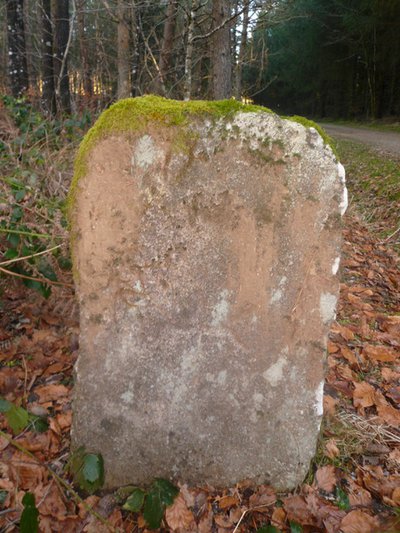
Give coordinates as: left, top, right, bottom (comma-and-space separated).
1, 140, 400, 532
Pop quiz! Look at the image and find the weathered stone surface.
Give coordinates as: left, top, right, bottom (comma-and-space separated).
70, 96, 347, 489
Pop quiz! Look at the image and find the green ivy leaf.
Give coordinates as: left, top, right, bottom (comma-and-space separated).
289, 521, 303, 533
6, 404, 29, 434
70, 448, 104, 494
123, 488, 146, 513
335, 486, 350, 510
257, 526, 280, 533
0, 490, 8, 507
0, 398, 12, 412
21, 277, 51, 299
82, 453, 104, 484
151, 478, 179, 507
20, 492, 39, 533
143, 490, 164, 530
28, 414, 49, 433
37, 259, 57, 282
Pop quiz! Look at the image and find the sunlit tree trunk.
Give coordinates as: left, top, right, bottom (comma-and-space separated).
183, 0, 197, 101
117, 0, 131, 99
6, 0, 29, 97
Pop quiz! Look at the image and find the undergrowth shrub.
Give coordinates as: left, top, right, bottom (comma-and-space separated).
0, 96, 91, 297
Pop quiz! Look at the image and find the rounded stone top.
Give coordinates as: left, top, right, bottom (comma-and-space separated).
68, 95, 335, 221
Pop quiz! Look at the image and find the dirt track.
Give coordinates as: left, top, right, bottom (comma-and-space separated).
321, 123, 400, 158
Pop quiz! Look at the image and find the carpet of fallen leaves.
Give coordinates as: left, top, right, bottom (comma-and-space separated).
1, 211, 400, 529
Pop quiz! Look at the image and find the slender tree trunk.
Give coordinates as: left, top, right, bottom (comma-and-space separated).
158, 0, 177, 93
130, 2, 139, 96
117, 0, 131, 99
6, 0, 29, 97
41, 0, 56, 114
184, 0, 197, 101
77, 0, 92, 98
211, 0, 232, 100
235, 0, 249, 100
54, 0, 71, 113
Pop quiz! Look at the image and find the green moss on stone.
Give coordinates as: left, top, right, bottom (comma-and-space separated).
68, 95, 337, 223
287, 115, 337, 157
67, 95, 272, 221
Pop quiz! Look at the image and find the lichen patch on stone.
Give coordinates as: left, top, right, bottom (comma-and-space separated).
320, 292, 338, 324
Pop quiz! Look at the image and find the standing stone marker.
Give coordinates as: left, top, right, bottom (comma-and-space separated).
69, 96, 347, 489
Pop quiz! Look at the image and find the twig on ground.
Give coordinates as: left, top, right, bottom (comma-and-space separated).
0, 266, 74, 288
0, 244, 62, 267
232, 503, 276, 533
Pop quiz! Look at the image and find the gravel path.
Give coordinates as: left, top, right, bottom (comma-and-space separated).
321, 123, 400, 158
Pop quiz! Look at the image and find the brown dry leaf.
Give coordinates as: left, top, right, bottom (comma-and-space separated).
229, 506, 245, 523
283, 495, 316, 526
315, 465, 336, 492
363, 343, 398, 362
214, 513, 233, 528
197, 504, 213, 533
392, 487, 400, 506
362, 466, 400, 497
165, 493, 195, 531
341, 345, 357, 365
8, 451, 47, 490
249, 485, 276, 510
388, 448, 400, 467
340, 510, 380, 533
56, 411, 72, 430
376, 402, 400, 426
34, 384, 70, 403
34, 482, 67, 518
377, 315, 400, 337
271, 506, 286, 529
331, 323, 355, 341
323, 395, 338, 416
353, 382, 376, 413
218, 494, 239, 510
78, 496, 100, 519
304, 491, 345, 533
386, 386, 400, 403
337, 364, 355, 381
348, 480, 372, 507
381, 367, 400, 382
325, 438, 340, 459
179, 484, 196, 508
328, 341, 340, 354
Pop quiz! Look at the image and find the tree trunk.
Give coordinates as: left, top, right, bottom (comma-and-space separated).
158, 0, 177, 93
41, 0, 56, 114
117, 0, 131, 99
211, 0, 232, 100
6, 0, 29, 97
130, 2, 139, 96
183, 0, 197, 100
54, 0, 71, 114
77, 0, 92, 98
235, 0, 249, 100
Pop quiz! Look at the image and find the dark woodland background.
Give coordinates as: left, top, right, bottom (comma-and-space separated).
2, 0, 400, 120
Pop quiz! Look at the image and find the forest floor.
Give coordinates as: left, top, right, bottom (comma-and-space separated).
0, 107, 400, 532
